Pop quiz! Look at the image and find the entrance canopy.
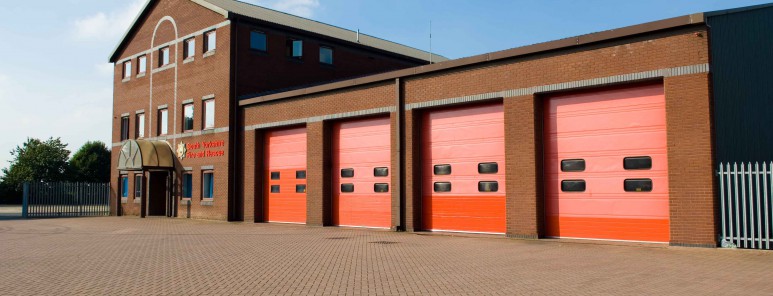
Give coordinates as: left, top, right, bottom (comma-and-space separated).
117, 140, 176, 171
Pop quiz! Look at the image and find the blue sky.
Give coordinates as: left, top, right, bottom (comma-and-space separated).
0, 0, 769, 172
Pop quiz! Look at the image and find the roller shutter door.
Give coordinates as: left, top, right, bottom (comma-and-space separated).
422, 104, 506, 234
265, 127, 307, 224
545, 84, 670, 242
332, 117, 391, 228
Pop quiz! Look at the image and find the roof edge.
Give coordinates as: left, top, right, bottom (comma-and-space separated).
108, 0, 228, 63
239, 13, 705, 107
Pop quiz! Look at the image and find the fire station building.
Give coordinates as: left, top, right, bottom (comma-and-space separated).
111, 0, 773, 248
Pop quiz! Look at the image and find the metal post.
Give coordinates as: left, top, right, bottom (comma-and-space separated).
22, 182, 29, 218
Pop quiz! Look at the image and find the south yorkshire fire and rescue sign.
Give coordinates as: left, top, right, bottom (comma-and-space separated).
177, 140, 225, 160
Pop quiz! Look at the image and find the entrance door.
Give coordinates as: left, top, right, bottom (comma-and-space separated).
148, 171, 168, 216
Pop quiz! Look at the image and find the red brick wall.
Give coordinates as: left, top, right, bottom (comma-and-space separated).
111, 0, 231, 220
664, 73, 716, 247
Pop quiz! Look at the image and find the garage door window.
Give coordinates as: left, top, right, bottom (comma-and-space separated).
341, 168, 354, 178
270, 185, 280, 193
341, 183, 354, 193
561, 159, 586, 172
434, 164, 451, 175
296, 170, 306, 179
270, 172, 280, 180
478, 181, 499, 192
434, 182, 452, 192
478, 162, 498, 174
374, 183, 389, 193
561, 180, 586, 192
374, 167, 389, 177
624, 156, 652, 170
296, 185, 306, 193
624, 179, 653, 192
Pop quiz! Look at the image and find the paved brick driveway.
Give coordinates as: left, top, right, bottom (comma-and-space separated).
1, 217, 772, 295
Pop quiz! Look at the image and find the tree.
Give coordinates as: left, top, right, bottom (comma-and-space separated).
0, 137, 70, 192
69, 141, 111, 183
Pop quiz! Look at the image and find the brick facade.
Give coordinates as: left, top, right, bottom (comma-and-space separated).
240, 26, 718, 246
112, 0, 724, 247
111, 0, 428, 221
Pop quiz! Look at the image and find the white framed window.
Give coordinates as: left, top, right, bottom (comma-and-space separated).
204, 99, 215, 129
158, 108, 168, 135
202, 171, 214, 199
184, 38, 195, 59
204, 30, 216, 52
320, 46, 333, 65
159, 47, 170, 66
134, 174, 143, 200
287, 39, 302, 59
123, 61, 132, 79
136, 113, 145, 138
183, 104, 194, 131
138, 55, 147, 74
120, 175, 129, 199
120, 116, 130, 141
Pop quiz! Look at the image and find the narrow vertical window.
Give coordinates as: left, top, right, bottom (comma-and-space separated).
182, 173, 192, 198
202, 172, 214, 199
136, 113, 145, 138
204, 30, 216, 52
134, 174, 143, 199
204, 99, 215, 129
120, 176, 129, 198
138, 55, 147, 74
320, 46, 333, 64
250, 31, 267, 51
183, 104, 194, 131
184, 38, 196, 59
120, 116, 129, 141
158, 109, 168, 135
159, 47, 170, 66
287, 39, 302, 59
123, 61, 131, 79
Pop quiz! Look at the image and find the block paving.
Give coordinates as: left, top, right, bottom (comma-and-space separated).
2, 217, 772, 295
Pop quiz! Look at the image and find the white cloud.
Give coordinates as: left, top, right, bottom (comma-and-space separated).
72, 0, 145, 41
247, 0, 321, 18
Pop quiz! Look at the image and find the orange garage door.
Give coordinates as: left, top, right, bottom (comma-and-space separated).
265, 127, 307, 224
332, 117, 391, 228
422, 104, 506, 234
545, 84, 670, 242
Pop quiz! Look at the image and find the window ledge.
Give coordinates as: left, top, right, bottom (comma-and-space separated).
121, 198, 128, 204
203, 50, 216, 58
183, 57, 195, 64
133, 199, 141, 204
286, 57, 304, 63
122, 77, 131, 83
152, 63, 176, 74
201, 200, 214, 206
137, 73, 146, 78
201, 128, 215, 135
